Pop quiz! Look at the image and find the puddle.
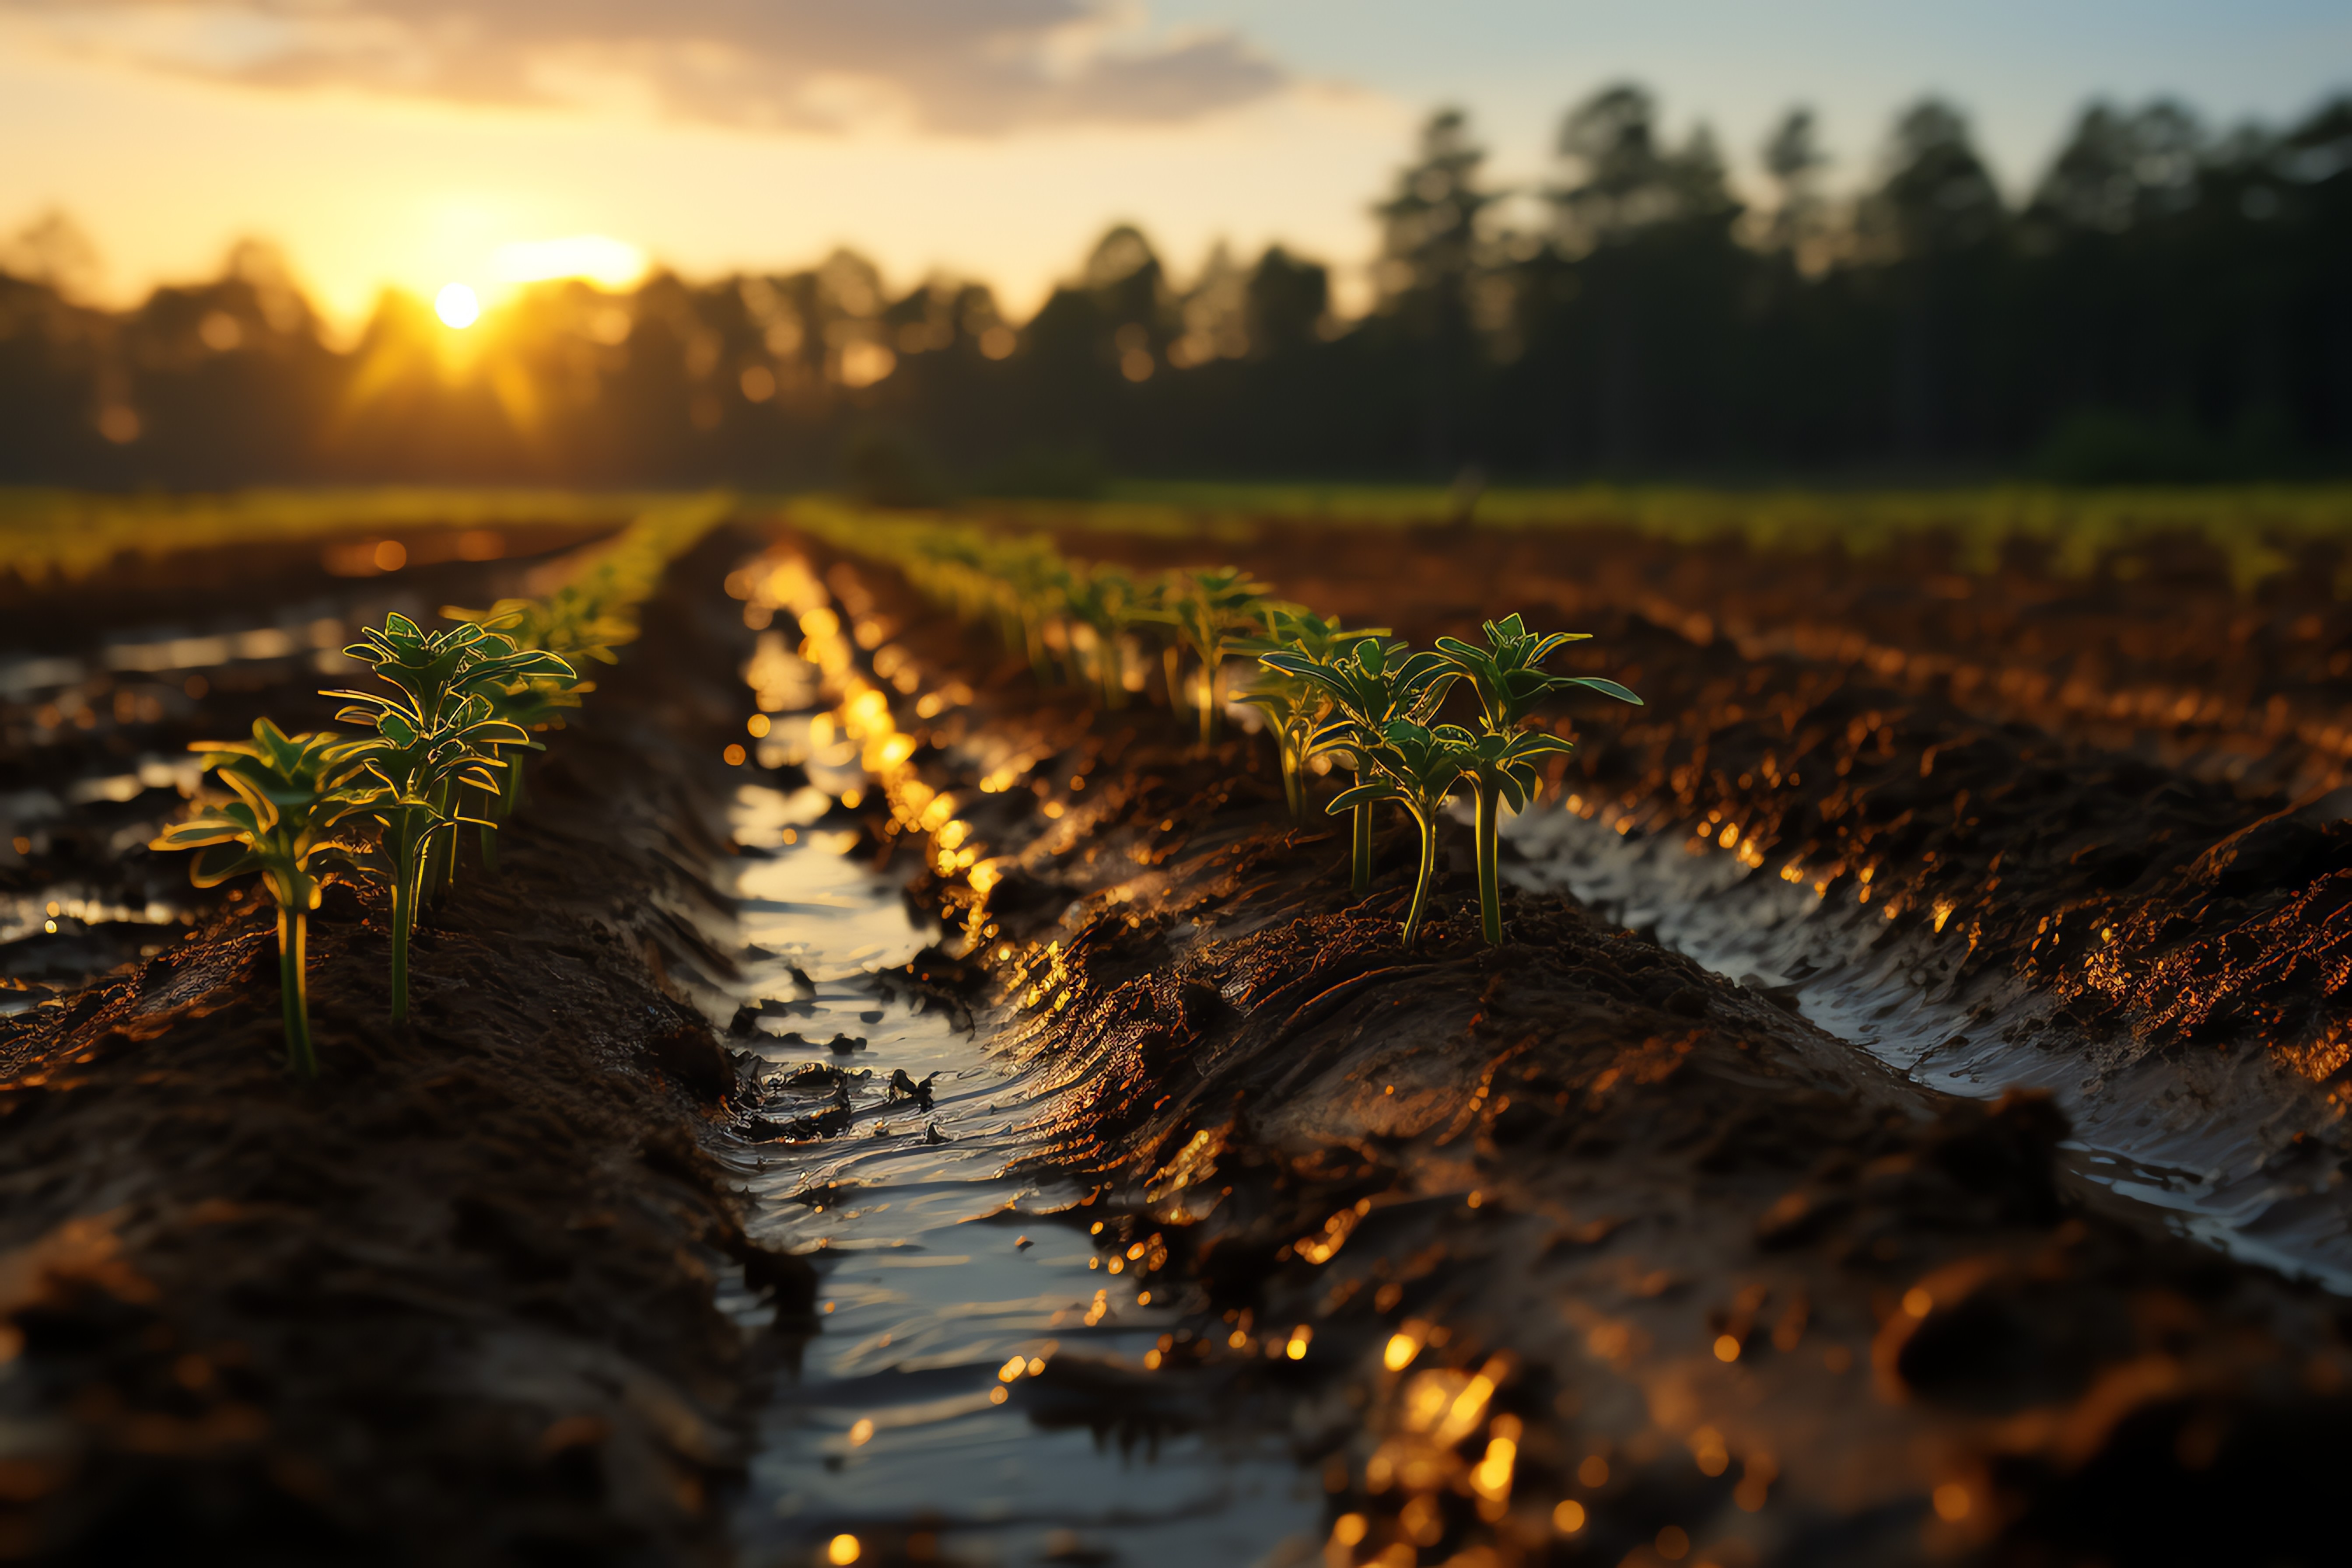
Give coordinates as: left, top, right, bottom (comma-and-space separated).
1501, 805, 2352, 1294
703, 781, 1320, 1567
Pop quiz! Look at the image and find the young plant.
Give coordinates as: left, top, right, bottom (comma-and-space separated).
1235, 609, 1388, 825
443, 595, 602, 871
1168, 566, 1274, 747
327, 615, 565, 1019
149, 720, 381, 1077
1267, 636, 1455, 894
1063, 564, 1166, 710
1432, 612, 1642, 944
996, 537, 1076, 683
1328, 719, 1478, 952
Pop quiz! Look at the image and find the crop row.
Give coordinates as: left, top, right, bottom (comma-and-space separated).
963, 481, 2352, 596
782, 502, 1641, 950
147, 499, 728, 1074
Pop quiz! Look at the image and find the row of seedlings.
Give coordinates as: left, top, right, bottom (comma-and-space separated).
784, 504, 1643, 950
150, 501, 727, 1074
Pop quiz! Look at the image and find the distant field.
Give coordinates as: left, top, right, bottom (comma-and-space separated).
1074, 481, 2352, 592
0, 488, 689, 583
12, 482, 2352, 596
797, 481, 2352, 595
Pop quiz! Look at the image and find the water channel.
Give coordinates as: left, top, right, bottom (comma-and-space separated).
698, 787, 1322, 1567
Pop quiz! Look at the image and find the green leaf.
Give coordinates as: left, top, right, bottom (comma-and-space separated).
1327, 780, 1400, 813
1560, 676, 1644, 705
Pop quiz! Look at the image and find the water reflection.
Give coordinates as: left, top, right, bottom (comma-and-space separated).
714, 547, 1319, 1566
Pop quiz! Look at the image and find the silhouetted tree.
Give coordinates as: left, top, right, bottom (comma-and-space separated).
1760, 107, 1833, 260
1369, 108, 1501, 467
1858, 99, 2007, 457
1243, 246, 1329, 359
3, 90, 2348, 490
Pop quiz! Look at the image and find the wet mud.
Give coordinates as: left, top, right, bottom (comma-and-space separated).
1044, 519, 2352, 1282
776, 522, 2352, 1567
8, 509, 2350, 1567
0, 529, 811, 1564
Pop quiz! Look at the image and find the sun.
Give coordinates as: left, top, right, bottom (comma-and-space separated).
434, 283, 480, 329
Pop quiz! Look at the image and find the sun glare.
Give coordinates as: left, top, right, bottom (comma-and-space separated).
434, 284, 481, 329
492, 236, 648, 290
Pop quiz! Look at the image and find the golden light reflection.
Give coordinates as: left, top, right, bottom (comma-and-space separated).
1470, 1420, 1519, 1512
827, 1535, 861, 1565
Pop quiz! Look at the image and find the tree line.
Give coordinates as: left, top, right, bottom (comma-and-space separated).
2, 84, 2347, 491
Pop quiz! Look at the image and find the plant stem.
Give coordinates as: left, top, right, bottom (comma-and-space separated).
1351, 795, 1373, 897
276, 906, 315, 1078
477, 779, 501, 879
1162, 646, 1182, 711
424, 780, 454, 901
1197, 652, 1218, 749
1279, 734, 1305, 823
1401, 808, 1438, 951
390, 846, 412, 1023
1474, 774, 1504, 945
1025, 616, 1050, 682
1100, 640, 1125, 710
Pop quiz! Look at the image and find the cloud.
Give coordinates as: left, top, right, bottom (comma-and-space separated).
0, 0, 1287, 133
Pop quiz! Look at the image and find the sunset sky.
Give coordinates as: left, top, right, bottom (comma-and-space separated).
2, 1, 2345, 331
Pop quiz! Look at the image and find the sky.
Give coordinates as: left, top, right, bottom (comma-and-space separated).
0, 1, 2345, 331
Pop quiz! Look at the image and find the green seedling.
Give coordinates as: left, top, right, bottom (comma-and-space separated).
336, 691, 523, 1022
444, 594, 602, 870
447, 584, 636, 671
328, 614, 565, 1019
1064, 564, 1167, 710
1236, 609, 1389, 825
1268, 636, 1454, 894
1169, 565, 1275, 747
1433, 612, 1641, 944
149, 720, 381, 1077
995, 536, 1076, 682
1328, 719, 1477, 951
1234, 662, 1321, 822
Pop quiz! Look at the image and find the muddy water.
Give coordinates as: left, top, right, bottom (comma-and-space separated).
692, 780, 1319, 1567
1500, 805, 2352, 1292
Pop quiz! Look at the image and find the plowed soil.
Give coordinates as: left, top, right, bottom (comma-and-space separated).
0, 530, 809, 1565
9, 508, 2351, 1568
772, 515, 2352, 1568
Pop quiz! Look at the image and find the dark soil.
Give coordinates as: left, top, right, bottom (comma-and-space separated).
0, 528, 810, 1565
10, 508, 2350, 1568
1045, 518, 2352, 1182
778, 526, 2352, 1568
